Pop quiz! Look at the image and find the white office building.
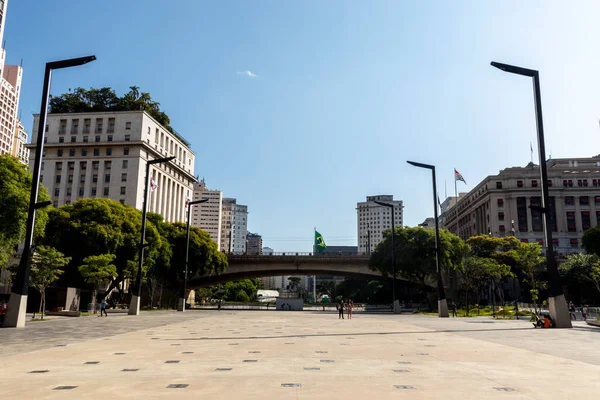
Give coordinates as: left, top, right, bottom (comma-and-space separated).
220, 198, 248, 253
191, 179, 223, 249
27, 110, 196, 223
357, 195, 404, 255
11, 118, 28, 164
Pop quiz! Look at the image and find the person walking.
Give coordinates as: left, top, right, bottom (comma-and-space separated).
347, 300, 354, 319
582, 305, 588, 321
450, 301, 457, 318
569, 302, 576, 321
99, 298, 108, 317
338, 299, 345, 319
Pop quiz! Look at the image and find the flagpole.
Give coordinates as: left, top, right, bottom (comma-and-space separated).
313, 227, 316, 303
454, 168, 457, 199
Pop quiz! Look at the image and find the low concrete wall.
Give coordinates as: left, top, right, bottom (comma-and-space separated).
275, 298, 303, 311
45, 311, 81, 317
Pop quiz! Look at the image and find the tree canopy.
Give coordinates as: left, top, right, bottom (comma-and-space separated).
0, 155, 50, 266
559, 253, 600, 300
582, 226, 600, 257
49, 86, 175, 135
30, 246, 71, 319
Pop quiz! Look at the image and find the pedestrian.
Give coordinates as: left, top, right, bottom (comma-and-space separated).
450, 301, 457, 318
218, 299, 222, 311
582, 305, 588, 321
569, 302, 576, 320
0, 300, 7, 314
347, 300, 354, 319
100, 298, 108, 317
338, 299, 345, 319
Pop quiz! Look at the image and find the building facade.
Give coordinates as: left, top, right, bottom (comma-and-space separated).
220, 198, 248, 254
442, 157, 600, 253
27, 110, 196, 223
0, 0, 23, 157
420, 217, 435, 228
191, 179, 222, 249
357, 195, 404, 255
11, 118, 28, 163
246, 232, 262, 255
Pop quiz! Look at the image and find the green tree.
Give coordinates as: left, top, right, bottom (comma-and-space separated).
223, 279, 259, 302
30, 246, 71, 319
582, 226, 600, 257
560, 253, 600, 296
78, 253, 117, 311
287, 277, 301, 292
0, 154, 50, 267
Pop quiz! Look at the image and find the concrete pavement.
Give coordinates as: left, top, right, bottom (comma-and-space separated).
0, 311, 598, 399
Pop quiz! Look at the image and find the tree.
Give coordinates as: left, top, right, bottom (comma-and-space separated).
287, 277, 301, 292
0, 154, 50, 267
30, 246, 70, 319
78, 254, 117, 311
223, 279, 259, 302
560, 253, 600, 297
582, 226, 600, 257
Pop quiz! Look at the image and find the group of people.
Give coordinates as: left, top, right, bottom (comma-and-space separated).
568, 302, 590, 321
337, 299, 354, 319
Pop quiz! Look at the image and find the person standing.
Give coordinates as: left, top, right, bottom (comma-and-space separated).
569, 302, 576, 320
582, 305, 588, 321
338, 299, 345, 319
347, 300, 354, 319
100, 299, 108, 317
450, 301, 457, 318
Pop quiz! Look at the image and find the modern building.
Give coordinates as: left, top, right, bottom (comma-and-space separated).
246, 232, 263, 255
191, 179, 222, 249
357, 195, 404, 255
420, 217, 435, 228
442, 157, 600, 253
220, 198, 248, 254
27, 110, 196, 223
0, 0, 23, 157
11, 118, 28, 164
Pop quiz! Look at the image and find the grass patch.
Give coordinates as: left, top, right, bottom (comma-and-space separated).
414, 305, 533, 318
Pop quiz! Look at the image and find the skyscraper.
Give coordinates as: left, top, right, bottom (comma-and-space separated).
191, 179, 223, 249
220, 198, 248, 254
357, 195, 404, 255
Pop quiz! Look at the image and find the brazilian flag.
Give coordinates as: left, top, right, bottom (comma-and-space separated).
315, 230, 326, 253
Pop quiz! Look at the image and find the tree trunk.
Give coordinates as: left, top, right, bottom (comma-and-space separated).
37, 291, 43, 320
92, 287, 98, 313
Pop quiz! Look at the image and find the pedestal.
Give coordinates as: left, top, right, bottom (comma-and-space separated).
128, 295, 140, 316
548, 294, 573, 328
177, 298, 186, 312
3, 293, 28, 328
438, 299, 449, 318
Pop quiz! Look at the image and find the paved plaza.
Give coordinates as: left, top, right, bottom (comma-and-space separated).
0, 311, 599, 399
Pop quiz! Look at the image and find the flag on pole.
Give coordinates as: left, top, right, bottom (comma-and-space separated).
454, 168, 467, 185
314, 230, 326, 253
185, 198, 190, 208
437, 195, 442, 209
150, 178, 158, 191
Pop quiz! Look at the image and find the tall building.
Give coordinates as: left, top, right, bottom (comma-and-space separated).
220, 198, 248, 254
27, 110, 196, 222
191, 179, 222, 249
357, 195, 404, 255
11, 118, 28, 164
0, 0, 23, 157
246, 232, 262, 255
442, 157, 600, 253
420, 217, 435, 228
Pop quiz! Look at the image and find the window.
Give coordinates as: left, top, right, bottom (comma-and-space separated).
66, 188, 72, 196
105, 174, 111, 183
83, 136, 89, 143
105, 161, 111, 169
123, 147, 130, 155
580, 196, 589, 206
122, 160, 128, 168
496, 182, 502, 189
536, 239, 544, 245
71, 136, 76, 143
547, 180, 553, 187
103, 187, 110, 196
56, 162, 63, 170
91, 187, 97, 196
583, 179, 589, 187
45, 124, 49, 133
120, 187, 126, 195
498, 212, 505, 221
106, 148, 112, 155
594, 179, 598, 187
92, 174, 98, 183
595, 196, 600, 205
93, 161, 99, 170
497, 199, 504, 207
68, 162, 74, 170
95, 118, 103, 133
69, 149, 75, 157
531, 180, 538, 188
563, 179, 568, 187
71, 119, 79, 134
520, 239, 528, 243
80, 174, 85, 183
121, 173, 127, 182
80, 161, 87, 169
570, 238, 578, 248
41, 162, 45, 170
57, 149, 63, 157
568, 179, 573, 187
578, 179, 583, 187
95, 135, 101, 142
517, 197, 527, 232
552, 238, 559, 246
155, 128, 159, 143
107, 135, 113, 142
55, 175, 61, 183
79, 188, 84, 196
582, 211, 591, 230
84, 119, 91, 133
59, 119, 67, 134
54, 188, 59, 196
119, 199, 125, 204
108, 118, 115, 133
565, 196, 574, 206
81, 149, 87, 156
68, 175, 73, 183
566, 211, 576, 232
59, 137, 64, 143
124, 134, 130, 141
126, 122, 131, 130
93, 149, 99, 156
499, 225, 505, 232
517, 180, 523, 188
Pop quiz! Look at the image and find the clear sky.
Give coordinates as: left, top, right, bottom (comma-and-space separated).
5, 1, 600, 252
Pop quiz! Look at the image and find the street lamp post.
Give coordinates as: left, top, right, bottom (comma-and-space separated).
407, 160, 449, 317
491, 61, 572, 328
128, 156, 176, 316
4, 56, 96, 328
177, 198, 209, 312
373, 201, 397, 313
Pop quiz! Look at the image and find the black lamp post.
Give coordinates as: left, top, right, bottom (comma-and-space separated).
407, 160, 449, 317
491, 61, 571, 328
373, 200, 397, 312
128, 156, 176, 316
4, 56, 96, 328
177, 198, 209, 312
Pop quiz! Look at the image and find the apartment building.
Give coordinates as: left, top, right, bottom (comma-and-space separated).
11, 118, 28, 163
246, 232, 262, 255
442, 157, 600, 253
220, 198, 248, 253
27, 110, 196, 223
356, 195, 404, 255
191, 179, 222, 249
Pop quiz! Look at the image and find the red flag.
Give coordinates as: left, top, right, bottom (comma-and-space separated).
454, 169, 467, 185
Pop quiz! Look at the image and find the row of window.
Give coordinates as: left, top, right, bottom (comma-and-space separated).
50, 160, 128, 171
56, 118, 131, 135
56, 147, 129, 157
53, 186, 128, 197
50, 134, 131, 144
497, 210, 599, 233
497, 179, 600, 189
54, 172, 128, 184
497, 196, 600, 207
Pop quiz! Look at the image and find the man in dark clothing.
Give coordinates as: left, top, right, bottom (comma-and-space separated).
338, 300, 345, 319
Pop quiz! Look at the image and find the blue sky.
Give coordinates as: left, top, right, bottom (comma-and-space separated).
5, 1, 600, 251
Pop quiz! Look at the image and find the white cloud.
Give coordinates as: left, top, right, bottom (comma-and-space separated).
236, 70, 258, 78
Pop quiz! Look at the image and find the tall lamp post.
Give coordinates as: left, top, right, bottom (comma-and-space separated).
373, 201, 397, 313
177, 198, 209, 312
491, 61, 572, 328
128, 156, 175, 316
407, 160, 449, 317
4, 56, 96, 328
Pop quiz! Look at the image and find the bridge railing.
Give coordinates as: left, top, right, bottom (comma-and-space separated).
227, 252, 369, 257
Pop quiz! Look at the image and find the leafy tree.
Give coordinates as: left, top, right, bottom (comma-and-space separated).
30, 246, 71, 319
287, 276, 301, 292
582, 227, 600, 257
316, 280, 336, 298
223, 279, 258, 302
0, 154, 50, 267
559, 253, 600, 296
78, 253, 117, 310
